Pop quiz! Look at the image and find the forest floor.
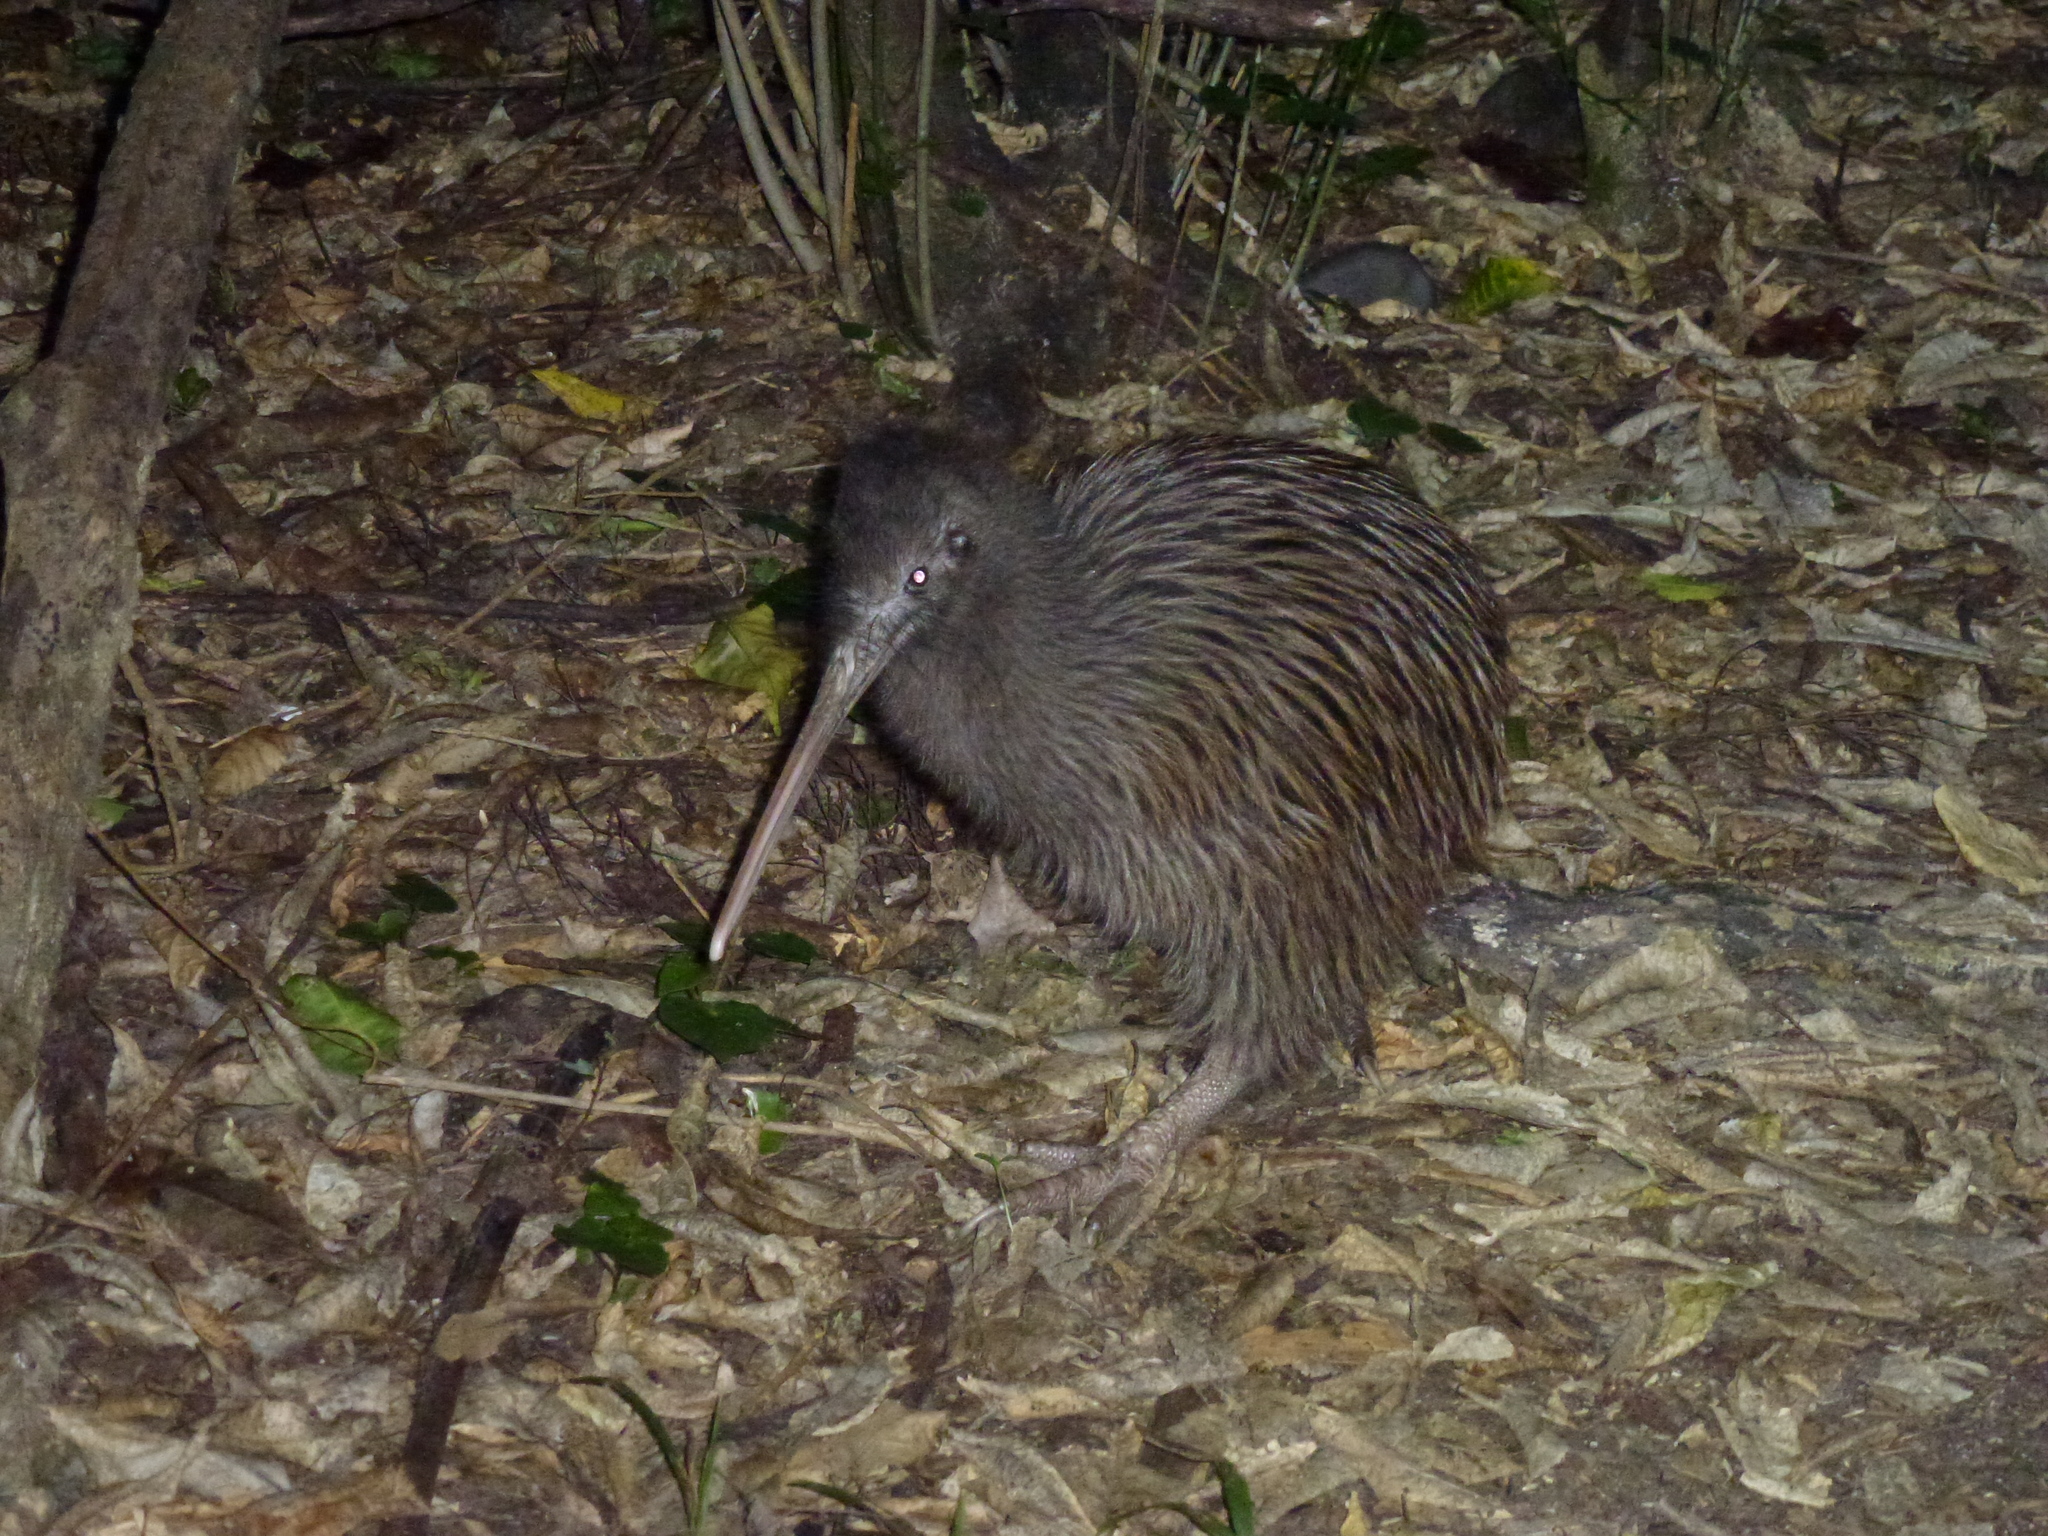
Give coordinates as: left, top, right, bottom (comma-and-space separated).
2, 0, 2047, 1532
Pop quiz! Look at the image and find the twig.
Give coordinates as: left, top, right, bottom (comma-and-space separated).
713, 0, 827, 272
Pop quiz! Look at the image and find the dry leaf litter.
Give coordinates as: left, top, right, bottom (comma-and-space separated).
2, 1, 2046, 1533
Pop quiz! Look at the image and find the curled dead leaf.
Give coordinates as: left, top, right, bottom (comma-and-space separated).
1933, 783, 2048, 895
203, 724, 299, 800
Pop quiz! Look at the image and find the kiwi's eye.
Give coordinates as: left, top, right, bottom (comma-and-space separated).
945, 528, 973, 556
906, 567, 930, 592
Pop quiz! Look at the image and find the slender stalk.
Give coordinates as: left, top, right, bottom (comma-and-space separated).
1201, 44, 1259, 335
1104, 0, 1167, 247
1286, 12, 1401, 286
754, 0, 818, 147
839, 98, 861, 274
1168, 35, 1233, 210
911, 0, 938, 345
715, 0, 830, 224
808, 0, 862, 317
714, 0, 826, 272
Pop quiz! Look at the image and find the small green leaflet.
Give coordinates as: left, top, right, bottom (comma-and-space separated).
748, 566, 817, 620
692, 604, 804, 729
1351, 143, 1429, 185
1452, 255, 1557, 320
1103, 1458, 1259, 1535
656, 948, 712, 998
1358, 8, 1428, 63
652, 922, 805, 1059
554, 1174, 672, 1277
655, 994, 790, 1062
88, 797, 131, 832
1215, 1459, 1256, 1535
170, 368, 212, 414
280, 974, 403, 1076
1264, 96, 1354, 132
738, 508, 813, 544
1641, 572, 1730, 603
337, 909, 413, 948
1426, 422, 1487, 456
1347, 394, 1421, 445
743, 930, 818, 964
744, 1087, 790, 1153
375, 46, 443, 80
339, 871, 459, 948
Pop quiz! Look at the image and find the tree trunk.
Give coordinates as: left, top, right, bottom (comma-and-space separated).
0, 0, 290, 1128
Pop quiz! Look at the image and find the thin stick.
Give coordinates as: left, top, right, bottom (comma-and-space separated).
911, 0, 939, 346
713, 0, 826, 272
715, 0, 830, 225
838, 99, 862, 292
754, 0, 819, 147
811, 0, 862, 316
1103, 0, 1166, 247
1201, 44, 1259, 336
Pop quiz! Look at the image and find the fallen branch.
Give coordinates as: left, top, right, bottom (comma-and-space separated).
0, 0, 291, 1117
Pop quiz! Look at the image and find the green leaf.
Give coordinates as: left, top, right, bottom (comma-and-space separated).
744, 1087, 790, 1154
1351, 143, 1429, 185
855, 158, 905, 199
948, 189, 988, 217
72, 33, 143, 81
1362, 8, 1429, 63
660, 918, 712, 950
648, 0, 701, 36
1198, 83, 1250, 118
743, 931, 818, 964
749, 566, 817, 620
87, 797, 132, 832
692, 604, 804, 729
656, 994, 790, 1061
375, 47, 444, 81
387, 871, 459, 914
419, 945, 481, 970
838, 321, 875, 340
338, 909, 415, 948
656, 948, 711, 998
739, 507, 813, 544
279, 974, 403, 1076
1265, 96, 1354, 132
574, 1377, 695, 1503
1640, 572, 1730, 603
874, 368, 925, 404
1504, 715, 1533, 760
170, 368, 212, 414
1451, 255, 1558, 319
1425, 422, 1487, 456
1214, 1460, 1257, 1535
554, 1174, 672, 1276
1346, 394, 1421, 445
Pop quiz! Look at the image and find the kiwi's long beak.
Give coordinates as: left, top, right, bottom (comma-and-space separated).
707, 632, 902, 962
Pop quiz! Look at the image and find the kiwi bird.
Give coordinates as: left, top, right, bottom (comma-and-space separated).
709, 430, 1510, 1217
